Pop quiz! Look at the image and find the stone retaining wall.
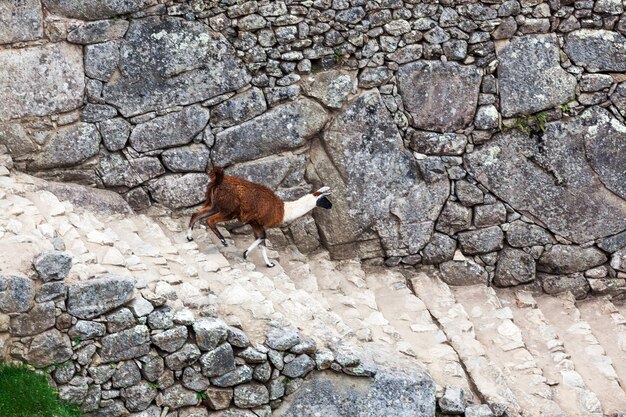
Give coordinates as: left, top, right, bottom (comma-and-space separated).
1, 251, 414, 417
1, 0, 626, 296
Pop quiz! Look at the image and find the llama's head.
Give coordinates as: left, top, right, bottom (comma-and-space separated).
313, 186, 332, 209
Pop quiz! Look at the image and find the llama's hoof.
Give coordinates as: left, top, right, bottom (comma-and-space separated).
243, 250, 248, 259
221, 239, 228, 247
266, 262, 275, 268
186, 236, 193, 242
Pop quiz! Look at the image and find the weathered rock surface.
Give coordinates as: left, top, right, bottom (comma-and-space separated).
397, 61, 481, 132
84, 41, 120, 82
497, 34, 576, 116
538, 245, 607, 274
152, 326, 188, 353
439, 260, 488, 286
421, 233, 456, 264
193, 318, 229, 351
409, 131, 467, 156
0, 43, 83, 121
0, 275, 35, 313
234, 384, 270, 408
27, 329, 73, 368
67, 275, 135, 319
210, 88, 267, 128
274, 368, 435, 417
0, 0, 42, 44
200, 343, 236, 377
465, 108, 626, 244
565, 30, 626, 72
311, 90, 448, 258
100, 325, 151, 363
130, 106, 209, 153
583, 107, 626, 201
213, 98, 327, 166
29, 123, 100, 170
98, 154, 165, 189
67, 19, 129, 44
10, 301, 56, 336
147, 174, 208, 209
33, 251, 72, 282
494, 248, 536, 287
42, 0, 157, 20
301, 70, 356, 109
457, 227, 504, 255
505, 221, 554, 248
225, 156, 293, 191
162, 145, 211, 173
540, 273, 591, 299
103, 18, 250, 117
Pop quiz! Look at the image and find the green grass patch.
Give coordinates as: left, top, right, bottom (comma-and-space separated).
0, 362, 86, 417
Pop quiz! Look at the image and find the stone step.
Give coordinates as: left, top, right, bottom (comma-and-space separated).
450, 285, 566, 417
577, 298, 626, 394
365, 269, 476, 400
496, 290, 603, 417
409, 272, 523, 415
534, 293, 626, 416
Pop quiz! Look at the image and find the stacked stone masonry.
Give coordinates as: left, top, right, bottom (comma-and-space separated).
1, 250, 397, 417
1, 0, 626, 298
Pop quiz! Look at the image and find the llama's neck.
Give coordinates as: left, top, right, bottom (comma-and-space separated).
282, 194, 318, 223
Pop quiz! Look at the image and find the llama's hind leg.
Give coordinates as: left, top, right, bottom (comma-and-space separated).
187, 206, 218, 241
260, 240, 275, 268
244, 224, 264, 259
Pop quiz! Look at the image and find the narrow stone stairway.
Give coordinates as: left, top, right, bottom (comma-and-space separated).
2, 170, 626, 417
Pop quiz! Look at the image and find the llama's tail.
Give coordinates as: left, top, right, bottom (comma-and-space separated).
209, 166, 225, 186
205, 166, 225, 205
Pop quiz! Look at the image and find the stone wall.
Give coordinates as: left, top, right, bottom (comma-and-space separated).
0, 251, 437, 417
1, 0, 626, 296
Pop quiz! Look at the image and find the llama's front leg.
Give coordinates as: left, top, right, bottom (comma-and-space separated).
243, 238, 263, 259
261, 241, 275, 268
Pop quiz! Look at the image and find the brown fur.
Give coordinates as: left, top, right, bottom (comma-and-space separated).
188, 167, 285, 245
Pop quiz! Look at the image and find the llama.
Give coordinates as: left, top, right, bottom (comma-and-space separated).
186, 167, 332, 267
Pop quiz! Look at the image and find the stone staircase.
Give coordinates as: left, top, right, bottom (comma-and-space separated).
2, 170, 626, 417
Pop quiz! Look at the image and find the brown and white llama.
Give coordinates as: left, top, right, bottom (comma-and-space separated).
186, 167, 332, 267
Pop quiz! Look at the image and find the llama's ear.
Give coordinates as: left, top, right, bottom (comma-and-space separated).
314, 186, 331, 196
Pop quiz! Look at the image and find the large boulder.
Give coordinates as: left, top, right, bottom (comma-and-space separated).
583, 107, 626, 201
397, 61, 481, 132
210, 87, 267, 128
494, 248, 536, 287
564, 30, 626, 72
0, 43, 83, 121
311, 90, 449, 259
147, 173, 208, 209
301, 69, 357, 109
100, 325, 151, 363
27, 329, 73, 368
28, 123, 100, 170
10, 301, 56, 336
212, 98, 327, 166
465, 108, 626, 244
274, 368, 435, 417
103, 17, 250, 117
0, 0, 42, 44
129, 106, 209, 153
0, 275, 35, 313
67, 275, 135, 319
42, 0, 157, 20
497, 34, 576, 117
538, 245, 607, 274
